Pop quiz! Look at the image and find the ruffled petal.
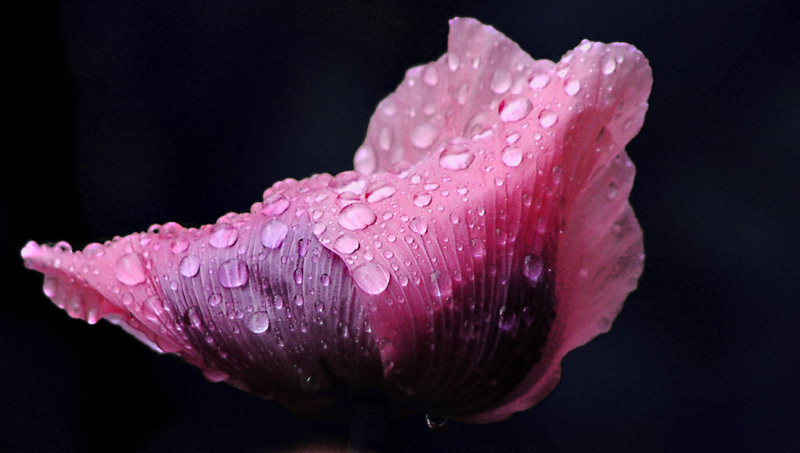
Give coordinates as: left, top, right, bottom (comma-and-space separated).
22, 17, 650, 423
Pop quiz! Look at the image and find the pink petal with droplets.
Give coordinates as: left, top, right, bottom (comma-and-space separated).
21, 18, 650, 423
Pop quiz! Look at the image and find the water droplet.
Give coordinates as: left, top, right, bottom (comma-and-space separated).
208, 294, 222, 307
354, 146, 377, 174
413, 193, 432, 207
602, 55, 617, 75
179, 254, 201, 278
523, 255, 543, 284
186, 307, 203, 328
450, 213, 459, 224
352, 262, 391, 295
447, 53, 460, 71
293, 268, 304, 285
43, 276, 58, 297
429, 271, 452, 298
333, 235, 360, 254
564, 78, 581, 96
501, 146, 523, 167
297, 239, 309, 257
338, 203, 377, 230
218, 259, 249, 288
294, 294, 304, 306
209, 223, 238, 248
423, 66, 438, 86
259, 219, 288, 249
115, 253, 146, 286
608, 182, 619, 199
439, 144, 475, 171
425, 414, 450, 430
329, 171, 369, 195
262, 193, 290, 216
498, 305, 517, 331
378, 127, 393, 151
471, 238, 486, 258
499, 95, 532, 122
490, 69, 512, 94
538, 109, 558, 128
315, 301, 325, 312
243, 310, 270, 334
171, 239, 189, 254
366, 181, 396, 203
320, 273, 331, 287
410, 122, 439, 148
409, 217, 428, 234
529, 71, 550, 89
580, 40, 593, 52
313, 222, 327, 235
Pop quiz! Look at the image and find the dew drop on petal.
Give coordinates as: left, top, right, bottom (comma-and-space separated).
261, 219, 289, 249
413, 193, 432, 207
354, 146, 377, 174
523, 255, 544, 284
338, 203, 377, 230
529, 71, 550, 89
501, 146, 523, 167
179, 254, 201, 278
329, 171, 369, 195
209, 223, 238, 249
538, 109, 558, 128
115, 253, 146, 286
429, 271, 452, 298
366, 182, 396, 203
490, 69, 512, 94
499, 96, 533, 123
423, 66, 438, 86
564, 79, 581, 96
333, 235, 360, 254
411, 122, 439, 149
262, 193, 290, 216
409, 217, 428, 235
245, 311, 270, 333
218, 259, 249, 288
447, 52, 460, 71
352, 262, 391, 295
439, 144, 475, 171
186, 307, 203, 328
602, 55, 617, 75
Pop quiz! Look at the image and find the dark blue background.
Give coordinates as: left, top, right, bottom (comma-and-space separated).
3, 0, 799, 451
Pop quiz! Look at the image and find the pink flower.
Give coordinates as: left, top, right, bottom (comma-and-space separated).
21, 18, 650, 424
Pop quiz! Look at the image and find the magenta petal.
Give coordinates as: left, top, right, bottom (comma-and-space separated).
21, 18, 650, 423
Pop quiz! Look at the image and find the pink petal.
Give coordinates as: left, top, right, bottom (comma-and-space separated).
21, 18, 650, 423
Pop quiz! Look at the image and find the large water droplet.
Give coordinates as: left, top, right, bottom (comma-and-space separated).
538, 109, 558, 128
529, 71, 550, 89
218, 259, 249, 288
499, 96, 533, 123
333, 235, 360, 254
490, 69, 512, 94
410, 122, 439, 148
501, 146, 523, 167
171, 239, 189, 254
262, 193, 290, 216
115, 253, 146, 286
409, 217, 428, 235
523, 255, 544, 284
329, 171, 369, 195
601, 55, 617, 75
179, 254, 201, 278
43, 276, 58, 297
354, 146, 377, 174
429, 271, 452, 298
447, 53, 460, 71
245, 311, 269, 333
338, 203, 377, 230
422, 66, 438, 86
186, 307, 203, 328
209, 223, 238, 249
439, 144, 475, 171
413, 193, 432, 207
352, 262, 391, 295
261, 219, 289, 249
366, 181, 396, 203
564, 78, 581, 96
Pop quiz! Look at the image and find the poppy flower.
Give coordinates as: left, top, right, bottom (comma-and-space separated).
21, 18, 650, 426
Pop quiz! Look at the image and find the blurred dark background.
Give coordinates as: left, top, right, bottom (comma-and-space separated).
2, 0, 799, 451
